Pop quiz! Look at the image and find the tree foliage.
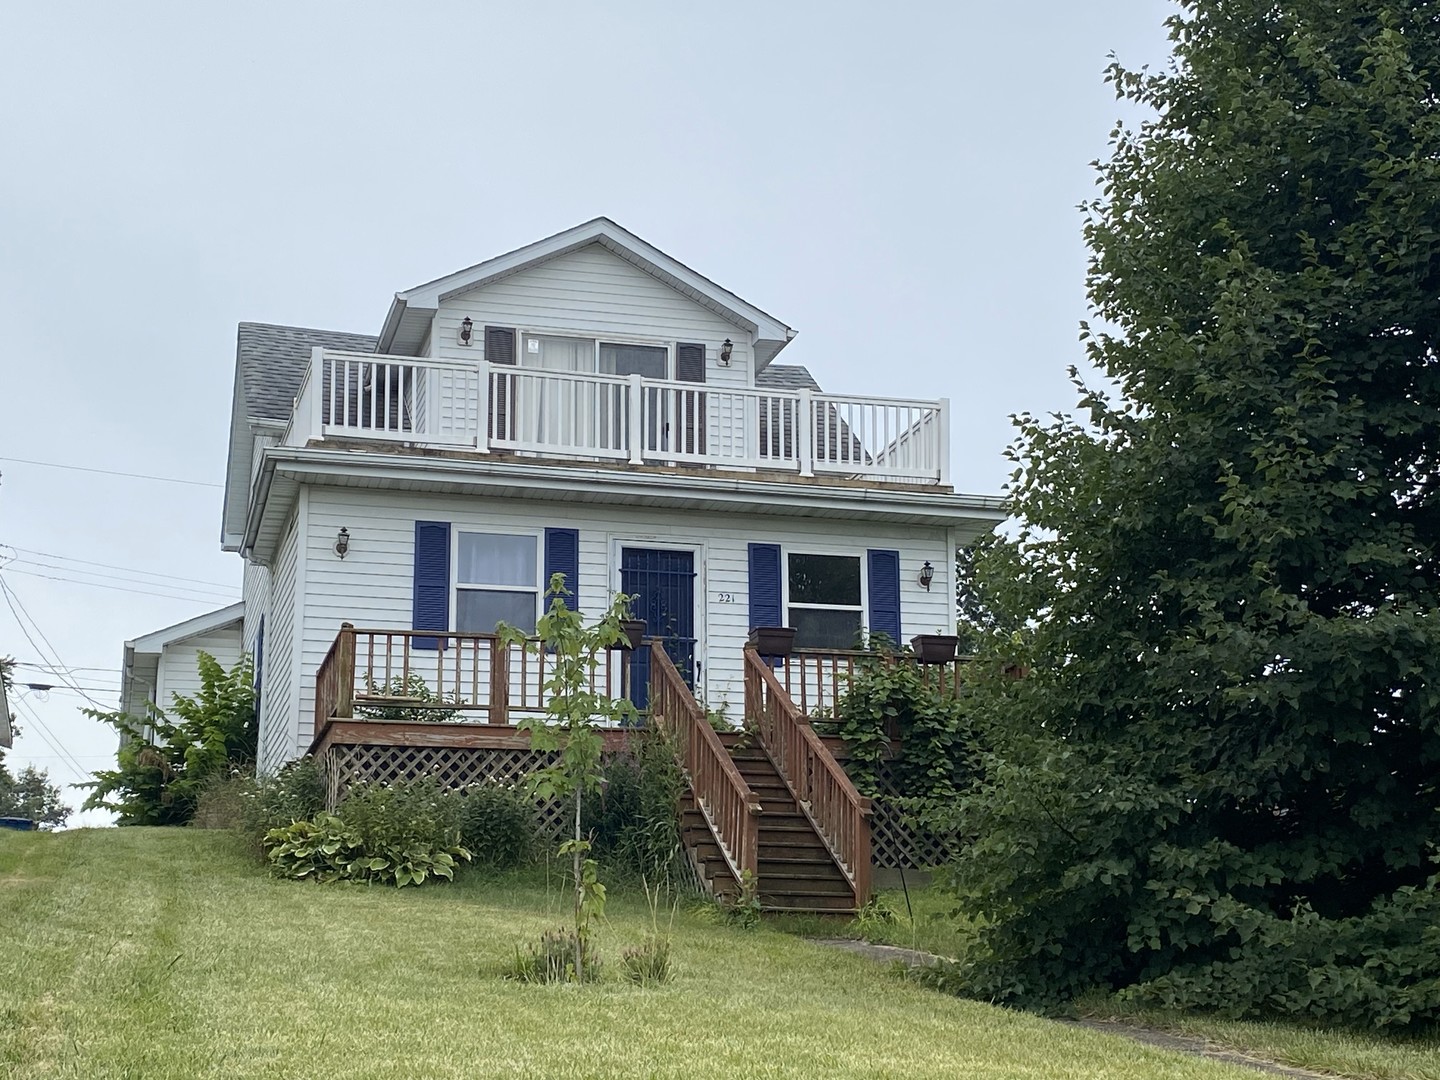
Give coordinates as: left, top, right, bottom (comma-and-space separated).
83, 652, 256, 826
949, 0, 1440, 1025
500, 575, 637, 981
0, 656, 70, 827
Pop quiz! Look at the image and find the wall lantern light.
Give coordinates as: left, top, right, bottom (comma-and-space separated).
918, 560, 934, 591
334, 527, 351, 560
458, 317, 474, 346
719, 339, 733, 366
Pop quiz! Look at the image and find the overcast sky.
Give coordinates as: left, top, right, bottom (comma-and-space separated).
0, 1, 1175, 825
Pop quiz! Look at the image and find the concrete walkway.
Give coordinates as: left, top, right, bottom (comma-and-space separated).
809, 938, 1342, 1079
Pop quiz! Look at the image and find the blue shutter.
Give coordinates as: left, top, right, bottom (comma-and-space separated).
748, 543, 783, 629
413, 521, 451, 650
544, 528, 580, 611
867, 549, 902, 647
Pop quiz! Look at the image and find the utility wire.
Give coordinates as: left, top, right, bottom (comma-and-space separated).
0, 576, 110, 711
13, 662, 115, 674
5, 560, 239, 600
2, 546, 238, 591
9, 695, 92, 785
2, 568, 239, 604
0, 456, 222, 489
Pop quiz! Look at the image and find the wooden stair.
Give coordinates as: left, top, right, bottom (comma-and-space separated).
683, 732, 858, 913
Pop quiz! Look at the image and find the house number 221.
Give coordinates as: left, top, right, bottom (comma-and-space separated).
716, 592, 735, 603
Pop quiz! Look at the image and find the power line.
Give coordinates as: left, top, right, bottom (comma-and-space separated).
9, 695, 92, 785
0, 576, 110, 711
12, 662, 115, 674
2, 546, 238, 591
0, 456, 222, 489
2, 567, 239, 605
5, 559, 239, 601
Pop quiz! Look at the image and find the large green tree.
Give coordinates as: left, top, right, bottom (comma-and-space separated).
950, 0, 1440, 1024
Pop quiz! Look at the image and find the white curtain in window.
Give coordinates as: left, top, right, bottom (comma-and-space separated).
457, 532, 536, 586
523, 334, 594, 372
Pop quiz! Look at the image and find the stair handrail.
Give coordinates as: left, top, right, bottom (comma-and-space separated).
744, 646, 872, 906
648, 643, 761, 885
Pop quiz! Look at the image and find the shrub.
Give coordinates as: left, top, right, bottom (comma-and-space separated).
191, 770, 256, 830
240, 757, 326, 847
621, 937, 672, 987
582, 734, 685, 884
457, 782, 537, 868
83, 652, 256, 825
503, 928, 603, 984
622, 880, 677, 986
262, 778, 471, 887
356, 674, 461, 723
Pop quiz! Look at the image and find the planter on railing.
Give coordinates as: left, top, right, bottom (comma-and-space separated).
617, 620, 647, 650
910, 634, 959, 665
748, 626, 797, 658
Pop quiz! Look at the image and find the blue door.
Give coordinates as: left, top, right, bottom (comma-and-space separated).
620, 547, 697, 710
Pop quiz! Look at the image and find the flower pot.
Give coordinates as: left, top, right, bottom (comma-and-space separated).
748, 626, 797, 658
614, 619, 647, 651
910, 634, 959, 665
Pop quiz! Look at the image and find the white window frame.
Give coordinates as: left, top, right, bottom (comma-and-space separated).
783, 548, 868, 649
515, 327, 675, 380
451, 527, 544, 634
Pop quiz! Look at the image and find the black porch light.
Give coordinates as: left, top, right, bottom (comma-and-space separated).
918, 560, 934, 591
458, 317, 474, 346
334, 527, 351, 560
719, 338, 733, 365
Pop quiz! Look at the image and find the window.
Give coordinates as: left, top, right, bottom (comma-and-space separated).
455, 531, 539, 634
787, 553, 863, 649
520, 334, 669, 378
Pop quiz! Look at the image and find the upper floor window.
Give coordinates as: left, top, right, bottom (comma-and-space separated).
521, 334, 667, 379
455, 531, 539, 634
787, 553, 863, 649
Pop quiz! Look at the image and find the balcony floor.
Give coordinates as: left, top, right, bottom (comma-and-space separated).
309, 438, 954, 493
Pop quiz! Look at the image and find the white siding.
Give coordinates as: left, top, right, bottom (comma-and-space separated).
281, 486, 955, 750
154, 625, 244, 710
259, 511, 300, 773
434, 244, 753, 393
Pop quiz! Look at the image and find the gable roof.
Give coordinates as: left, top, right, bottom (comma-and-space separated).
238, 322, 378, 423
127, 602, 245, 655
377, 218, 795, 366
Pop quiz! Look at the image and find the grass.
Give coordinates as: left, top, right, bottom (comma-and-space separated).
767, 882, 1440, 1080
0, 829, 1274, 1080
1075, 998, 1440, 1080
767, 880, 978, 959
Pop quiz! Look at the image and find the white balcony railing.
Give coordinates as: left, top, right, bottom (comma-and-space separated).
288, 348, 950, 484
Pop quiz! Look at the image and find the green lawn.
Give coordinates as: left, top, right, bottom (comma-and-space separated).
1074, 1000, 1440, 1080
0, 829, 1271, 1080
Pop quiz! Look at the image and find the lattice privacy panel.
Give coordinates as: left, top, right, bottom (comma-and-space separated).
860, 760, 960, 872
320, 742, 571, 841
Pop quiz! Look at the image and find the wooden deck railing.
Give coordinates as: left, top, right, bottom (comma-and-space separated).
781, 647, 969, 718
649, 643, 760, 885
313, 624, 634, 731
744, 647, 872, 906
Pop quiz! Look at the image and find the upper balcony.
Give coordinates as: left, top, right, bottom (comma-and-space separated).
283, 349, 951, 486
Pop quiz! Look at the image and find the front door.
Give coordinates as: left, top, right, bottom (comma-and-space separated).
620, 547, 697, 710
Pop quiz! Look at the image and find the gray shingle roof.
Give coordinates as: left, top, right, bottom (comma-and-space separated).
754, 364, 822, 392
238, 322, 377, 421
237, 321, 820, 422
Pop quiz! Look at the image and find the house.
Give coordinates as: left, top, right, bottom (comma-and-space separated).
119, 602, 245, 721
219, 217, 1004, 908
